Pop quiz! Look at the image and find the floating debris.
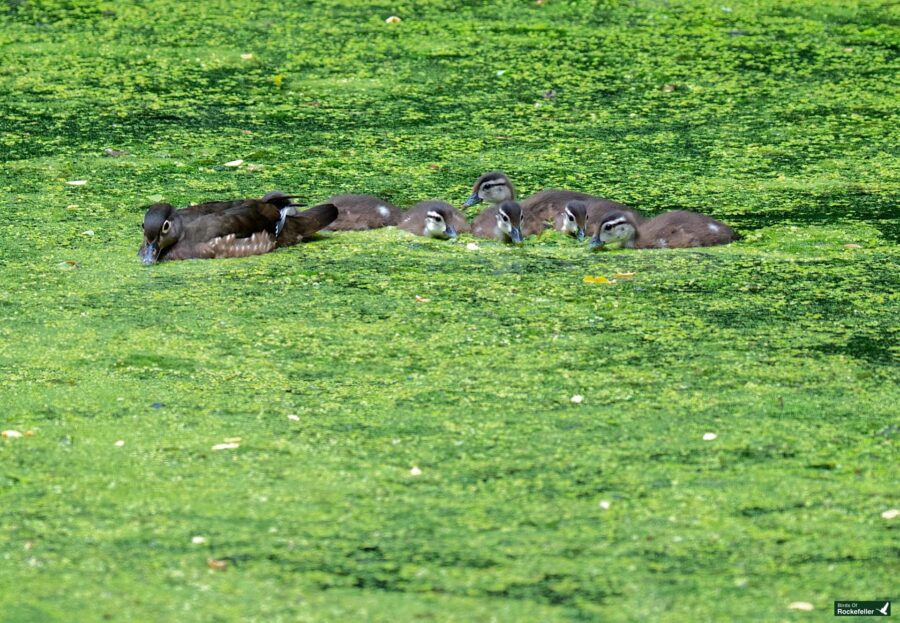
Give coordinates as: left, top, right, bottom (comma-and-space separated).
570, 395, 584, 404
881, 509, 899, 520
788, 602, 814, 611
703, 432, 718, 441
1, 430, 23, 439
410, 466, 422, 476
385, 15, 402, 24
192, 536, 208, 544
212, 443, 240, 451
223, 159, 243, 168
66, 180, 87, 186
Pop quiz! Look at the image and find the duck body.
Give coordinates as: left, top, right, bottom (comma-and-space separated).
325, 194, 401, 230
590, 209, 738, 250
398, 201, 470, 239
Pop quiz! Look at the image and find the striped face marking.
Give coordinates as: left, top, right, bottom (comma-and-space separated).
562, 207, 578, 233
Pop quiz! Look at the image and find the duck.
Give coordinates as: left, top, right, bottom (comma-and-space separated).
139, 195, 337, 264
589, 210, 739, 250
471, 200, 543, 243
398, 201, 469, 239
324, 194, 401, 230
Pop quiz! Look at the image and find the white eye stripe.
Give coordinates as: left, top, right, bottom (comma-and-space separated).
426, 211, 443, 220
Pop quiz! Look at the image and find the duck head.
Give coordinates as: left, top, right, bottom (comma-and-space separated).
140, 203, 181, 264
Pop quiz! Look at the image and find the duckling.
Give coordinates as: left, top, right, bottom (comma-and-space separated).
398, 201, 470, 239
463, 171, 516, 208
325, 194, 401, 230
553, 200, 588, 240
139, 198, 337, 264
471, 200, 543, 243
590, 210, 738, 250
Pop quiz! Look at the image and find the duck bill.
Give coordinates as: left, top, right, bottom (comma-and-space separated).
510, 227, 523, 243
463, 192, 482, 208
577, 227, 585, 241
140, 241, 160, 265
589, 237, 606, 250
445, 225, 458, 239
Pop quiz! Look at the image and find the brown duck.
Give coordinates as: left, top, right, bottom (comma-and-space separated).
139, 194, 337, 264
590, 210, 739, 250
398, 201, 470, 239
325, 194, 401, 230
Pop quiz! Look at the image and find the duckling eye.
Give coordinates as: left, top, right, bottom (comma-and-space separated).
603, 223, 612, 231
501, 215, 509, 222
567, 214, 574, 221
161, 220, 171, 234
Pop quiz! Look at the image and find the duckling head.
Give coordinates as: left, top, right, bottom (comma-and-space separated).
424, 209, 457, 239
496, 200, 524, 243
464, 171, 515, 207
590, 211, 637, 250
562, 200, 588, 240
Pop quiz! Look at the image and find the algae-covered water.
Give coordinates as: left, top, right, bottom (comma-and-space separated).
0, 1, 897, 621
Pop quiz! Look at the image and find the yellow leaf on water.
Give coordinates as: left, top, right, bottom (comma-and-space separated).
273, 74, 284, 88
583, 275, 616, 284
613, 272, 635, 279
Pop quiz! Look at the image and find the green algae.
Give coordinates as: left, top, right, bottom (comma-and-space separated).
0, 1, 898, 621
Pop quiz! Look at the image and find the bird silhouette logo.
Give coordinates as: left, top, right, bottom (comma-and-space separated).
878, 602, 890, 615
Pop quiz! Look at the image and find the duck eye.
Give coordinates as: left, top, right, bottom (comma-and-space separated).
161, 220, 171, 234
603, 223, 612, 231
567, 214, 574, 221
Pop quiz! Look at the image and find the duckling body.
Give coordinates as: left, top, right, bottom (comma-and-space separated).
523, 189, 642, 227
325, 194, 401, 230
398, 201, 469, 239
139, 196, 337, 264
471, 200, 543, 243
591, 210, 738, 250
